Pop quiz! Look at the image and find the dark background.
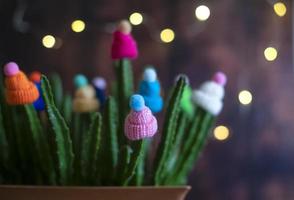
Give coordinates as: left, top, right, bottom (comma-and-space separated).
1, 0, 294, 199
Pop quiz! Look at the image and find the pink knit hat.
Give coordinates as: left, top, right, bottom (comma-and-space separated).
111, 20, 138, 60
124, 95, 158, 140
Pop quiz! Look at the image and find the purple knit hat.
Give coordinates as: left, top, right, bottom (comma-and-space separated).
124, 95, 158, 140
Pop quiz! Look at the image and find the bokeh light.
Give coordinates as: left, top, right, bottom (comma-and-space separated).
273, 2, 287, 17
129, 12, 143, 25
214, 125, 230, 141
238, 90, 253, 105
160, 28, 175, 43
195, 5, 210, 21
42, 35, 56, 48
264, 47, 278, 61
71, 20, 86, 33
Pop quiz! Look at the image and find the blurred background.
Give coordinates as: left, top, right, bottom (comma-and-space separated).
1, 0, 294, 199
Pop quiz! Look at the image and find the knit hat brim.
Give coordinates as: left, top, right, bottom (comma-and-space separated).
73, 98, 99, 113
124, 116, 158, 140
5, 83, 39, 105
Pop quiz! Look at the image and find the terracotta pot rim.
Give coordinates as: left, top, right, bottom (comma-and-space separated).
0, 185, 191, 190
0, 185, 192, 200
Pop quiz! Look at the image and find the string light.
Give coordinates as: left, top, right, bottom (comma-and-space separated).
238, 90, 252, 105
160, 28, 175, 43
264, 47, 278, 61
214, 125, 230, 141
42, 35, 56, 48
129, 12, 143, 25
273, 2, 287, 17
195, 5, 210, 21
71, 20, 86, 33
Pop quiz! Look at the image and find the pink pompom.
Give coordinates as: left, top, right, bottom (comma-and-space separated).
212, 72, 227, 86
111, 31, 138, 59
4, 62, 20, 76
124, 106, 158, 140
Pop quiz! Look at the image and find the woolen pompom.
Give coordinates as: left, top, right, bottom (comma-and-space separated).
74, 74, 88, 89
92, 77, 107, 106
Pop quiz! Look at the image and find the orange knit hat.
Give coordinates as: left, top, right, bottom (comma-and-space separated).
3, 62, 39, 105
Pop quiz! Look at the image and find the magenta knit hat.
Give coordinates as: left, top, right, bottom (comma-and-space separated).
124, 95, 158, 140
111, 20, 138, 60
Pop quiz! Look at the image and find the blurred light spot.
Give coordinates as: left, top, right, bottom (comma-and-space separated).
238, 90, 252, 105
71, 20, 85, 32
273, 2, 287, 17
195, 5, 210, 21
160, 28, 175, 43
42, 35, 56, 48
129, 12, 143, 25
214, 125, 230, 141
264, 47, 278, 61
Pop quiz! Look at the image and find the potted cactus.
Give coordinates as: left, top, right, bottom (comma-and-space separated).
0, 20, 227, 200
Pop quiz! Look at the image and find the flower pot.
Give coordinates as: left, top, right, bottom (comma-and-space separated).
0, 185, 191, 200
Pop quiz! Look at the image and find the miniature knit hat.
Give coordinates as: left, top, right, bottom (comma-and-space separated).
192, 72, 227, 116
4, 62, 39, 105
92, 76, 107, 105
124, 94, 158, 140
138, 67, 163, 113
32, 82, 45, 111
73, 85, 99, 112
139, 67, 160, 96
73, 74, 99, 112
29, 71, 45, 111
111, 20, 138, 59
29, 71, 42, 83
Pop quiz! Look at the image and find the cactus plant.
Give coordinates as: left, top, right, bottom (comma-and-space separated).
0, 20, 226, 188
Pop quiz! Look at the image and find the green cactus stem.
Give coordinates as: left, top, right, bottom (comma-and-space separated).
0, 74, 16, 183
116, 145, 132, 185
24, 104, 56, 184
164, 107, 203, 184
152, 76, 186, 185
161, 110, 190, 183
0, 91, 21, 183
167, 108, 214, 185
81, 112, 102, 184
177, 112, 214, 183
72, 112, 92, 183
121, 140, 147, 186
0, 104, 9, 183
11, 107, 32, 183
98, 96, 118, 184
114, 59, 134, 147
180, 86, 194, 118
131, 155, 145, 186
41, 75, 74, 185
62, 94, 72, 124
131, 139, 151, 186
49, 73, 63, 110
